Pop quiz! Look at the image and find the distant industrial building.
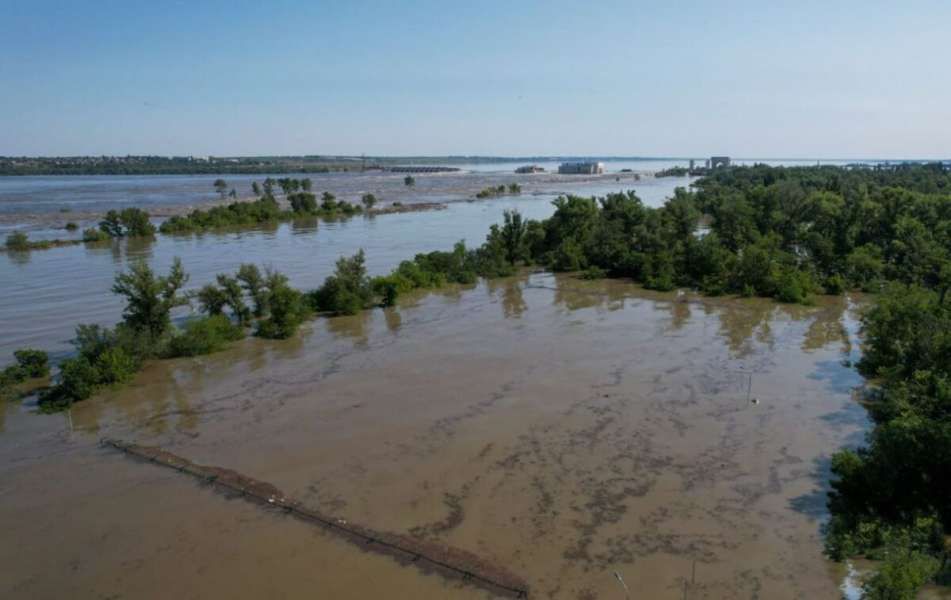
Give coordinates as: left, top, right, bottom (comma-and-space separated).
704, 156, 731, 169
558, 161, 604, 175
515, 164, 546, 174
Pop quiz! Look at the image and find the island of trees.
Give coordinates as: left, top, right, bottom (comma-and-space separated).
2, 162, 949, 596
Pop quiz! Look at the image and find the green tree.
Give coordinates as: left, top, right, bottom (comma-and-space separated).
500, 210, 527, 265
214, 178, 228, 199
236, 264, 268, 317
112, 258, 189, 338
309, 250, 372, 315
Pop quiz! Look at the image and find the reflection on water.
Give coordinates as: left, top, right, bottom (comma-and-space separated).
324, 311, 371, 346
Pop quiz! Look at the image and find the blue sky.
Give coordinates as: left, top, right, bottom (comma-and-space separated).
2, 0, 949, 158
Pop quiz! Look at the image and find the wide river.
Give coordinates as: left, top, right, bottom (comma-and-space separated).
0, 169, 694, 358
0, 164, 898, 599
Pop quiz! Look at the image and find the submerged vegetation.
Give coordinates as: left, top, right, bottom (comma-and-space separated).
475, 183, 522, 198
0, 348, 50, 401
159, 178, 364, 234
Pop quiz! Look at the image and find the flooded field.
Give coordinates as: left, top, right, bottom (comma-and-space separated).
1, 274, 872, 599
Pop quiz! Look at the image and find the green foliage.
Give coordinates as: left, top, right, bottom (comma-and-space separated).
13, 349, 49, 378
0, 348, 46, 397
475, 183, 521, 199
112, 258, 189, 338
236, 263, 268, 317
159, 196, 283, 233
196, 283, 228, 315
98, 208, 156, 238
288, 192, 317, 214
168, 315, 245, 356
361, 193, 377, 209
82, 227, 109, 243
500, 210, 527, 265
825, 281, 951, 594
774, 267, 816, 304
579, 266, 607, 280
862, 547, 941, 600
256, 284, 309, 339
404, 175, 415, 186
216, 274, 251, 325
65, 222, 78, 231
309, 250, 373, 315
214, 178, 228, 198
40, 324, 146, 409
5, 231, 30, 250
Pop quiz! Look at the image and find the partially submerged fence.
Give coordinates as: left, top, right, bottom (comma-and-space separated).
100, 438, 528, 598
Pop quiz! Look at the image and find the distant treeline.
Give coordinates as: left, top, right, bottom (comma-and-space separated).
0, 156, 377, 175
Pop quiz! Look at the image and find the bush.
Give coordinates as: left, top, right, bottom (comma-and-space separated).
404, 176, 415, 186
1, 364, 26, 388
823, 273, 847, 295
309, 250, 373, 315
39, 325, 148, 410
862, 547, 941, 600
83, 227, 109, 243
65, 222, 78, 231
288, 192, 317, 214
168, 315, 245, 356
13, 349, 49, 378
256, 286, 309, 339
580, 266, 607, 280
361, 193, 377, 209
94, 346, 139, 385
55, 357, 101, 403
775, 267, 815, 304
99, 208, 155, 238
5, 231, 30, 250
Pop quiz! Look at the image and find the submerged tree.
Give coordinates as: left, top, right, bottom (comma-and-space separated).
214, 178, 228, 199
112, 258, 189, 338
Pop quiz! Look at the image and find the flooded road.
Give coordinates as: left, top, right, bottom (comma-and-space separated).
1, 274, 871, 599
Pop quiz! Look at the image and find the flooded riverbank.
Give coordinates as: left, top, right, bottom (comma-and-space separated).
0, 169, 700, 359
0, 167, 689, 232
1, 274, 872, 599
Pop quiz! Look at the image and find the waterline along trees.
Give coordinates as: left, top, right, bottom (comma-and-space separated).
99, 208, 156, 238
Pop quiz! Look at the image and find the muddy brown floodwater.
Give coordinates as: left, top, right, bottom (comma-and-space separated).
1, 273, 871, 599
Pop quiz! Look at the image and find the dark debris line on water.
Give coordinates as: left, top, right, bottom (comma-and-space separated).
99, 438, 529, 599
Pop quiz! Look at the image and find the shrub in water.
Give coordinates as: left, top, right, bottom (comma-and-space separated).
5, 231, 30, 251
169, 315, 245, 356
13, 349, 49, 378
83, 227, 109, 243
256, 286, 309, 339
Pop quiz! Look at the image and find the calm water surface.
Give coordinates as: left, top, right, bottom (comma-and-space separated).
0, 173, 698, 358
